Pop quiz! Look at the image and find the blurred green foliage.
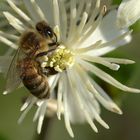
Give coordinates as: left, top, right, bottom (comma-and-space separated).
113, 0, 121, 4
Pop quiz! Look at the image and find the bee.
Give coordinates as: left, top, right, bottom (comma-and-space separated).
4, 21, 58, 99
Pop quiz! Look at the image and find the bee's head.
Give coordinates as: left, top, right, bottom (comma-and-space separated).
36, 21, 58, 46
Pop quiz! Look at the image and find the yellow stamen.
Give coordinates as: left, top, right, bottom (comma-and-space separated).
43, 45, 75, 72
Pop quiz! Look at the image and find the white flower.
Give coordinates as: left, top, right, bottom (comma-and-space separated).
0, 0, 140, 138
117, 0, 140, 28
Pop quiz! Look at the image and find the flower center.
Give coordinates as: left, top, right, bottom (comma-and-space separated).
43, 45, 75, 72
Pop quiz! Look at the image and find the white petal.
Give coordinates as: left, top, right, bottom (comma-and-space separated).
67, 70, 98, 133
75, 63, 122, 114
37, 102, 47, 134
81, 60, 140, 93
49, 74, 59, 94
30, 0, 46, 21
18, 97, 37, 124
23, 0, 40, 22
80, 55, 120, 71
0, 35, 18, 49
91, 80, 123, 115
52, 0, 60, 27
57, 75, 64, 120
0, 30, 19, 40
63, 74, 74, 138
33, 103, 43, 122
117, 0, 140, 28
35, 0, 54, 26
48, 75, 58, 87
20, 96, 33, 111
80, 10, 131, 56
71, 67, 109, 129
37, 115, 44, 134
102, 57, 135, 64
64, 75, 87, 123
3, 11, 25, 33
6, 0, 33, 26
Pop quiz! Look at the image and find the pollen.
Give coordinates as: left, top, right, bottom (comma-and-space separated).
46, 45, 75, 72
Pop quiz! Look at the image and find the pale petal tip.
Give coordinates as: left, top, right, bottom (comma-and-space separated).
128, 88, 140, 93
112, 64, 120, 71
20, 104, 28, 112
37, 116, 44, 134
37, 129, 41, 134
70, 133, 74, 138
112, 106, 123, 115
17, 118, 22, 124
102, 121, 110, 129
106, 125, 110, 129
66, 126, 75, 138
57, 113, 61, 120
94, 128, 98, 133
3, 91, 8, 95
126, 60, 135, 64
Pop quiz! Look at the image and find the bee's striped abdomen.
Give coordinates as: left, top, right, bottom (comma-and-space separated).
18, 58, 50, 99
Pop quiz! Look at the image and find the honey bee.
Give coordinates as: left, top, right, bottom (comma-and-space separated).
4, 21, 58, 99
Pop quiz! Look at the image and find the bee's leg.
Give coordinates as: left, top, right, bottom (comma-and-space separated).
48, 42, 58, 46
36, 47, 57, 58
36, 51, 49, 58
36, 44, 58, 58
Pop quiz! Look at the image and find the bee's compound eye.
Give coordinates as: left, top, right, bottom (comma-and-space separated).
45, 27, 53, 38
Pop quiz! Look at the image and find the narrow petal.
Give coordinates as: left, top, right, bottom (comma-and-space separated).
75, 63, 122, 114
18, 97, 37, 124
91, 80, 123, 115
71, 66, 109, 129
0, 30, 19, 40
30, 0, 46, 21
80, 60, 140, 93
20, 96, 33, 111
67, 69, 98, 133
33, 101, 43, 122
0, 35, 18, 49
49, 74, 59, 94
58, 0, 68, 41
57, 75, 64, 120
37, 102, 47, 134
102, 57, 135, 64
80, 55, 120, 71
52, 0, 61, 40
6, 0, 33, 26
72, 6, 104, 48
80, 10, 131, 56
3, 11, 25, 33
23, 0, 40, 22
63, 74, 74, 138
76, 40, 102, 53
67, 0, 77, 42
52, 0, 60, 27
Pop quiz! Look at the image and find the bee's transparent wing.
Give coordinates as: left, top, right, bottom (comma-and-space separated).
3, 48, 22, 95
0, 56, 13, 74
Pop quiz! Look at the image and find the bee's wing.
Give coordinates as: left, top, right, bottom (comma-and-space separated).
4, 48, 23, 94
